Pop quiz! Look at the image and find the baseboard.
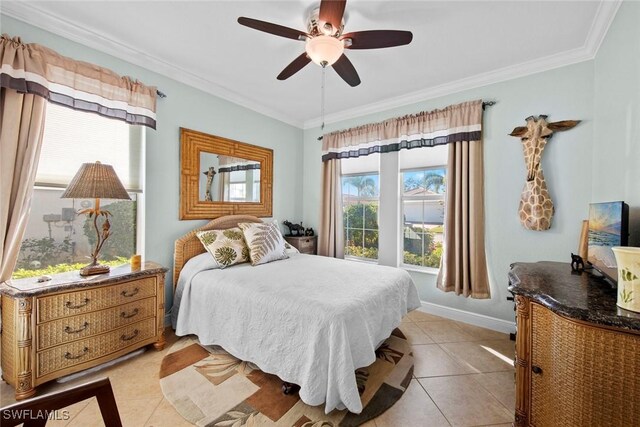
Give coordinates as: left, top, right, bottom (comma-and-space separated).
419, 301, 516, 334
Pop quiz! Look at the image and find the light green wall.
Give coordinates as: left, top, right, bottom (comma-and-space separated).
1, 16, 304, 310
302, 62, 595, 322
593, 0, 640, 246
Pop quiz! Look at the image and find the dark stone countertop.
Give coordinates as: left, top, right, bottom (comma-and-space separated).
0, 261, 167, 298
508, 261, 640, 332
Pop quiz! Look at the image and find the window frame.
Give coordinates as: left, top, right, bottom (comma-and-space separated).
399, 165, 446, 274
341, 171, 380, 263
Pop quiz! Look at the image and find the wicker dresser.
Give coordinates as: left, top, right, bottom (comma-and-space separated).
284, 235, 317, 255
0, 262, 167, 400
508, 262, 640, 427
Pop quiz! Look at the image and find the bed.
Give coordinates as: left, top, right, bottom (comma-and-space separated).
170, 215, 421, 414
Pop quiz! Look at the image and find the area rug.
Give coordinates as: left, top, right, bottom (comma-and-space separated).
159, 329, 413, 427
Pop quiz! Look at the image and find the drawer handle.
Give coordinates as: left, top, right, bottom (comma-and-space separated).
120, 288, 140, 298
64, 322, 89, 334
120, 308, 140, 319
121, 329, 139, 341
532, 365, 543, 375
65, 298, 90, 309
64, 347, 89, 360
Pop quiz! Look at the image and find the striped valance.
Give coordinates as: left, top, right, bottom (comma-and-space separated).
1, 34, 157, 129
219, 163, 260, 173
322, 100, 483, 162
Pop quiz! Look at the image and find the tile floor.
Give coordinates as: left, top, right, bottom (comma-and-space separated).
0, 310, 515, 426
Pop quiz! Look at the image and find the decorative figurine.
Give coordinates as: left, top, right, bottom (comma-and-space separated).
283, 220, 305, 236
571, 253, 585, 272
304, 227, 315, 236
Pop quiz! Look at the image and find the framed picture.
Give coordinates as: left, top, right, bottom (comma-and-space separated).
587, 201, 629, 283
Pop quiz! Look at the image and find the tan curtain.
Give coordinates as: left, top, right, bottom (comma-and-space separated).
437, 103, 490, 298
318, 159, 344, 258
1, 34, 157, 128
0, 88, 47, 282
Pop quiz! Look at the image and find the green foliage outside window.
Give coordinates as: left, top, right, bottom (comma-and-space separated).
15, 237, 74, 270
343, 202, 444, 267
402, 227, 443, 268
403, 244, 443, 268
344, 203, 379, 259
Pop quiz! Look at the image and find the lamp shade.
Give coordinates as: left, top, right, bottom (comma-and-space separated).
61, 161, 131, 200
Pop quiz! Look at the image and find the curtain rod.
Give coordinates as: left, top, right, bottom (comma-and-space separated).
316, 100, 497, 141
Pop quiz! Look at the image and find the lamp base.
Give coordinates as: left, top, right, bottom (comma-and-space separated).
79, 264, 110, 276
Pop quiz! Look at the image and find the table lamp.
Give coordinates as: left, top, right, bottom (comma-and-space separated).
61, 161, 131, 276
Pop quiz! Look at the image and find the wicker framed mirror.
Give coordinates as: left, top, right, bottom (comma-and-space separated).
180, 128, 273, 220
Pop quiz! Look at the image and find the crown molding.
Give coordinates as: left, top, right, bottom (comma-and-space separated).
583, 0, 622, 57
0, 1, 304, 128
302, 0, 622, 129
1, 0, 621, 132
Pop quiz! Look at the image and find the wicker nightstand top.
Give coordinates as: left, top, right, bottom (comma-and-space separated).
0, 261, 167, 298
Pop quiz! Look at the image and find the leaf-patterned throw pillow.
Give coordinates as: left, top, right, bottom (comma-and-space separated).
238, 221, 289, 266
196, 228, 250, 269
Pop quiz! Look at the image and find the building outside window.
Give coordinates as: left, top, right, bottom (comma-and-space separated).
12, 103, 144, 279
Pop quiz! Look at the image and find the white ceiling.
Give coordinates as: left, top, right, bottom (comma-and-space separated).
1, 1, 620, 128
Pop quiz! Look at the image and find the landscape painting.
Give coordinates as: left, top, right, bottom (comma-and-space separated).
588, 201, 628, 281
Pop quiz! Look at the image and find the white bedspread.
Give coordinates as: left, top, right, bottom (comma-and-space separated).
171, 253, 421, 414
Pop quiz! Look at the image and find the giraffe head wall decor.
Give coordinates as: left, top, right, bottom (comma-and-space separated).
509, 115, 580, 231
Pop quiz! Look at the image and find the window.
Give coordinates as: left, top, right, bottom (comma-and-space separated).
12, 103, 144, 279
341, 154, 380, 260
338, 148, 448, 269
401, 168, 446, 269
399, 145, 448, 270
224, 169, 260, 202
342, 174, 380, 259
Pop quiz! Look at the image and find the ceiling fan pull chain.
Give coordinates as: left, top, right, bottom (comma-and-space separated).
321, 65, 326, 130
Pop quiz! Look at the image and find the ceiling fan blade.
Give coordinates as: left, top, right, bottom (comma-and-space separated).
319, 0, 347, 32
342, 30, 413, 49
332, 54, 360, 87
238, 17, 308, 41
277, 53, 312, 80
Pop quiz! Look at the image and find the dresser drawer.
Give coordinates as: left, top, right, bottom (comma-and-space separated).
37, 277, 157, 323
37, 297, 157, 351
36, 317, 156, 378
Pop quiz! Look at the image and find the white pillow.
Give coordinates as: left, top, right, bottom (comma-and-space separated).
238, 221, 288, 266
196, 228, 250, 268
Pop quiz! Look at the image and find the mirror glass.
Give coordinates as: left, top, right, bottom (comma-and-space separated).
199, 152, 261, 202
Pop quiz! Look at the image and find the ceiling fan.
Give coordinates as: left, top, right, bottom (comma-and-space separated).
237, 0, 413, 87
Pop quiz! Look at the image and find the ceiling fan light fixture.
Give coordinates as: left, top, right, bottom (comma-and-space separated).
305, 35, 344, 66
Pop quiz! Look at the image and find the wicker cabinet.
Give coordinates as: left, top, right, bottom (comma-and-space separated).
509, 262, 640, 427
1, 262, 167, 400
284, 235, 317, 255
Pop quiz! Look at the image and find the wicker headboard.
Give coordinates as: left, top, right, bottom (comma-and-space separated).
173, 215, 262, 290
